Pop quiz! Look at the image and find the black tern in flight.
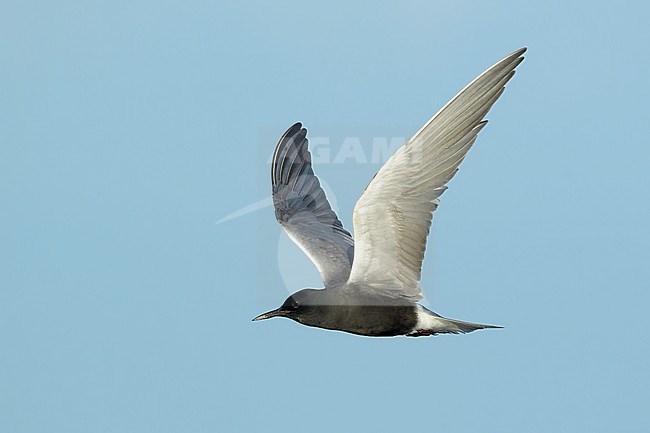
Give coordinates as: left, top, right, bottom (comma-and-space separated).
253, 48, 526, 337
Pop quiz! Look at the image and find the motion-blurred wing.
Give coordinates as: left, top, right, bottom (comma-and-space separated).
348, 48, 526, 300
272, 123, 354, 286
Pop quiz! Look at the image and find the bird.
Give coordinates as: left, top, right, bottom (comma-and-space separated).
253, 48, 526, 337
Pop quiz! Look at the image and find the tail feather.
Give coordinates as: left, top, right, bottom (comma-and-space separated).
408, 306, 502, 336
441, 317, 503, 334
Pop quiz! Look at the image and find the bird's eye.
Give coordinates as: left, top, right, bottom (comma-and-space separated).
291, 300, 299, 309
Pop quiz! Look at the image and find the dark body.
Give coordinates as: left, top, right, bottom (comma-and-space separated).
294, 303, 418, 337
253, 285, 499, 337
259, 288, 420, 337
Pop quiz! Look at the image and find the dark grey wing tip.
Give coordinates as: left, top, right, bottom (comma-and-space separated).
272, 122, 308, 186
507, 47, 527, 59
284, 122, 303, 138
497, 48, 526, 72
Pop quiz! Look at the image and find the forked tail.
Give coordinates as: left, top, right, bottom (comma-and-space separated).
440, 317, 503, 334
408, 306, 503, 336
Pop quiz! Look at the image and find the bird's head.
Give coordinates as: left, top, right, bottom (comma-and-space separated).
252, 289, 320, 323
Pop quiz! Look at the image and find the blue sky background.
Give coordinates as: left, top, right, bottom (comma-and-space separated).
2, 1, 649, 432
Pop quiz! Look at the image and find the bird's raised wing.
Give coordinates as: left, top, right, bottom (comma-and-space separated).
347, 48, 526, 300
272, 123, 354, 287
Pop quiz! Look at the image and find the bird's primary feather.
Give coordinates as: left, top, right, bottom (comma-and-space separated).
347, 48, 526, 300
271, 124, 354, 286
